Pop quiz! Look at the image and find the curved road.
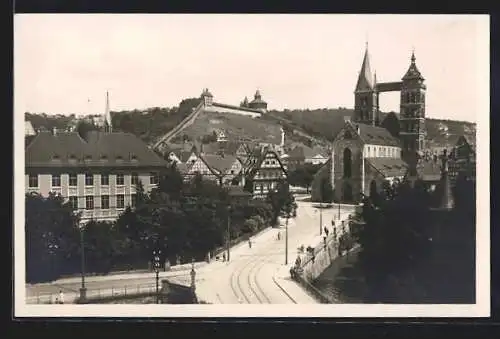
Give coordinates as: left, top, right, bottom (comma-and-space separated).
195, 199, 354, 304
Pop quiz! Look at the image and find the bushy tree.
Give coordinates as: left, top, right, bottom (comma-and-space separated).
319, 177, 334, 203
355, 179, 433, 301
25, 193, 80, 283
287, 163, 322, 190
266, 180, 297, 225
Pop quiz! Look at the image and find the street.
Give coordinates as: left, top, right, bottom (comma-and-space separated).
195, 199, 354, 304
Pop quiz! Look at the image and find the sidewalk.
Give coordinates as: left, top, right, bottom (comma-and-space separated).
28, 262, 206, 288
272, 265, 318, 304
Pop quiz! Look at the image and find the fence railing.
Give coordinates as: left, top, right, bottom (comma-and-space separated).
27, 282, 159, 304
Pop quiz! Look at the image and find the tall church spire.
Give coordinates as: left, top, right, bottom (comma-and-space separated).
104, 91, 112, 133
355, 44, 373, 92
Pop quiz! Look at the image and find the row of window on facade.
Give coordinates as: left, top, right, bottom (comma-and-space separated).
67, 194, 137, 210
254, 182, 276, 192
365, 145, 399, 158
255, 170, 283, 179
27, 173, 159, 188
52, 153, 138, 162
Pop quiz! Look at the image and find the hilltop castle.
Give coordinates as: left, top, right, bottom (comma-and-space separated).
199, 88, 268, 117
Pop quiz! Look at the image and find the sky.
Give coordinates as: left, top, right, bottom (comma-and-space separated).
14, 14, 489, 122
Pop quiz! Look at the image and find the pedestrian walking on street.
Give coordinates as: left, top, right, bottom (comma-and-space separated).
222, 252, 226, 262
277, 232, 281, 241
59, 290, 65, 304
248, 239, 252, 248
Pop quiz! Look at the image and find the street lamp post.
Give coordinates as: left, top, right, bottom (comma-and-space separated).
226, 205, 231, 262
79, 226, 87, 302
153, 249, 161, 304
338, 201, 341, 220
285, 211, 289, 265
319, 202, 323, 236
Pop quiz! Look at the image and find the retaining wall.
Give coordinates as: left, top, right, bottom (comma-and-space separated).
292, 224, 359, 303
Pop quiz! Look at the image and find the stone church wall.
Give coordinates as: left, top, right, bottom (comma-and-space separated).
332, 134, 364, 204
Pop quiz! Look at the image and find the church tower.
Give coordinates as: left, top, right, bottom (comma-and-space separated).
354, 44, 379, 126
400, 51, 426, 173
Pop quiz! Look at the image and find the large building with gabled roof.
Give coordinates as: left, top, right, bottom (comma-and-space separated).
25, 95, 169, 224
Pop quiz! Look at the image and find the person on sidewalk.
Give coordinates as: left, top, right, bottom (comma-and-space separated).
277, 232, 281, 241
248, 239, 252, 248
222, 252, 226, 262
59, 290, 65, 304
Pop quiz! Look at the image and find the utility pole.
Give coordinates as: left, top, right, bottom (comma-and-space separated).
226, 205, 231, 262
79, 225, 87, 302
285, 212, 289, 265
153, 249, 161, 304
319, 182, 323, 235
319, 202, 323, 236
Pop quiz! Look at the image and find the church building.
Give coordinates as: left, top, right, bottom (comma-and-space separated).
311, 44, 473, 206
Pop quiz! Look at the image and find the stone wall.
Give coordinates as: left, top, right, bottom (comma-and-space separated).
299, 232, 343, 282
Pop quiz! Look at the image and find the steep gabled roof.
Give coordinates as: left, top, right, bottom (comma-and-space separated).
356, 123, 401, 147
247, 149, 287, 179
26, 131, 168, 168
367, 158, 408, 177
200, 154, 239, 175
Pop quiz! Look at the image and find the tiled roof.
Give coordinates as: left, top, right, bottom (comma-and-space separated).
26, 131, 168, 168
246, 149, 285, 178
367, 158, 408, 177
356, 123, 401, 147
202, 141, 242, 157
200, 154, 239, 174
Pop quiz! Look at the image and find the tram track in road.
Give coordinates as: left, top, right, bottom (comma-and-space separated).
246, 259, 271, 304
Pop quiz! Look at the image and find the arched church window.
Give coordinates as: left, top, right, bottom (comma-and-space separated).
343, 148, 352, 178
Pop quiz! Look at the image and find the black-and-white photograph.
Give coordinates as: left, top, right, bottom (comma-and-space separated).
15, 14, 489, 317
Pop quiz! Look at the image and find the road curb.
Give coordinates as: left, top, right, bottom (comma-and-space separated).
271, 266, 297, 304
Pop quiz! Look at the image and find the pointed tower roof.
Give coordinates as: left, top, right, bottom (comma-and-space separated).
104, 91, 112, 133
355, 45, 374, 92
402, 50, 425, 81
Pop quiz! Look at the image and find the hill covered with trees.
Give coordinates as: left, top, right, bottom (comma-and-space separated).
25, 100, 476, 150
